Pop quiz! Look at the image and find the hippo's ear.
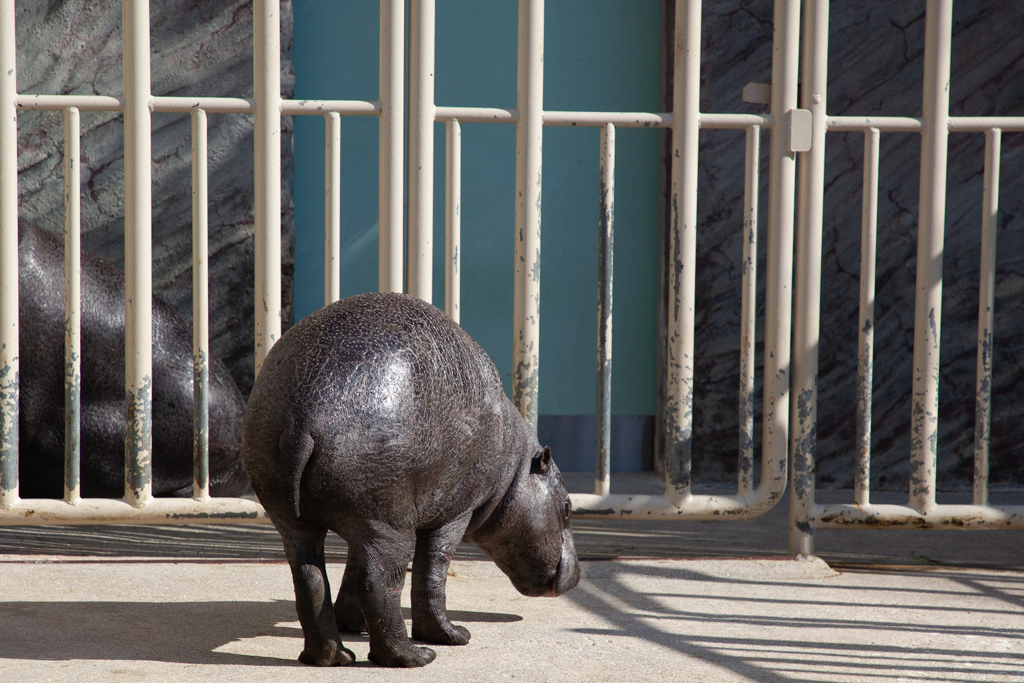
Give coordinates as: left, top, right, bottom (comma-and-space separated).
531, 446, 552, 475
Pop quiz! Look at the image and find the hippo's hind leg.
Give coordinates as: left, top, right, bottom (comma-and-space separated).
410, 515, 472, 646
276, 519, 355, 666
344, 522, 436, 667
334, 547, 367, 634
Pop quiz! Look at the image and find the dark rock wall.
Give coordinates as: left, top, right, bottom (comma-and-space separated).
686, 1, 1024, 490
15, 0, 295, 397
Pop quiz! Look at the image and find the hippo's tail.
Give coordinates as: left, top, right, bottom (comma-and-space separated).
278, 429, 316, 518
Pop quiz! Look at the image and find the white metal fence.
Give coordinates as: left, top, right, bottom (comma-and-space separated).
788, 0, 1024, 554
0, 0, 1019, 541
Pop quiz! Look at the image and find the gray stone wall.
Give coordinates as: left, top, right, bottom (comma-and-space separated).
15, 0, 294, 396
686, 1, 1024, 490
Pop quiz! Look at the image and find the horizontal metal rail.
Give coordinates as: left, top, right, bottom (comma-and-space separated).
0, 498, 269, 525
809, 503, 1024, 529
16, 94, 381, 116
826, 115, 1024, 133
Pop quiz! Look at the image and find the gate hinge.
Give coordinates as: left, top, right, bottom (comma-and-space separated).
788, 108, 813, 153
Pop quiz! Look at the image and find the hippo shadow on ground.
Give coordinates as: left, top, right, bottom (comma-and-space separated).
0, 599, 522, 667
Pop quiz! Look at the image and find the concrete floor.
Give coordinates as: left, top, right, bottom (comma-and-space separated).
1, 477, 1022, 682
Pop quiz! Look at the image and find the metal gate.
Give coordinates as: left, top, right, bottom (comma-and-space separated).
0, 0, 796, 526
5, 0, 1014, 538
789, 0, 1024, 554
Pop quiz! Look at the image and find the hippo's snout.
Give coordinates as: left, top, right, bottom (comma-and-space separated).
547, 538, 581, 597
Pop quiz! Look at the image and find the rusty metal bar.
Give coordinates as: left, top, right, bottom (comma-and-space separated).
408, 0, 436, 302
789, 0, 826, 555
738, 124, 760, 498
0, 0, 16, 511
909, 0, 952, 516
123, 0, 154, 507
664, 0, 700, 505
191, 109, 210, 500
973, 128, 1000, 508
513, 0, 544, 428
379, 0, 404, 293
855, 127, 880, 507
63, 107, 82, 505
595, 123, 615, 497
786, 0, 827, 557
762, 0, 800, 527
807, 502, 1024, 529
324, 112, 341, 306
445, 119, 461, 322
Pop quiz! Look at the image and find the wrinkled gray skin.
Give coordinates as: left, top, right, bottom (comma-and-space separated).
243, 292, 580, 668
18, 223, 249, 498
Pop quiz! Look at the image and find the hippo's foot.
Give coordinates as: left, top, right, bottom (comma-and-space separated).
412, 621, 471, 646
368, 644, 436, 668
298, 640, 355, 667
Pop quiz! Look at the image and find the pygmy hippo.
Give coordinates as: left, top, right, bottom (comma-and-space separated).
17, 223, 249, 498
243, 292, 580, 667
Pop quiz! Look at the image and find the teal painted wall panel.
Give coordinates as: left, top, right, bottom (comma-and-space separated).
293, 0, 380, 304
293, 0, 661, 417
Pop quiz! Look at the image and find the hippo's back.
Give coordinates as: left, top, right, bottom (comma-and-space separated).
243, 293, 515, 522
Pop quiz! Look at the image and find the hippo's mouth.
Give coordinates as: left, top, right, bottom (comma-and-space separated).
545, 553, 581, 597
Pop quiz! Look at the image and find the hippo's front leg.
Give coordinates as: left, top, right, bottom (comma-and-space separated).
411, 516, 472, 645
347, 524, 436, 667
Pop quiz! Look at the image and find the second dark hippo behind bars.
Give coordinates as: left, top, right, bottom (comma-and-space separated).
242, 291, 580, 668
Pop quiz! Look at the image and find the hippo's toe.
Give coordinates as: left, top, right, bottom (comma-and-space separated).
368, 644, 436, 668
412, 621, 471, 646
298, 641, 355, 666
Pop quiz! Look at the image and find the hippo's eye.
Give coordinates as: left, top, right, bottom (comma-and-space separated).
563, 499, 572, 521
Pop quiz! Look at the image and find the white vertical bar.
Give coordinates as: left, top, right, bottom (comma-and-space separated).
379, 0, 404, 293
513, 0, 544, 428
595, 123, 614, 497
64, 107, 82, 505
665, 0, 700, 505
974, 128, 1000, 507
770, 0, 801, 552
123, 0, 153, 506
324, 111, 341, 306
856, 127, 880, 507
408, 0, 436, 302
254, 0, 282, 378
0, 0, 18, 509
191, 109, 210, 500
910, 0, 952, 515
738, 124, 759, 498
445, 119, 461, 322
